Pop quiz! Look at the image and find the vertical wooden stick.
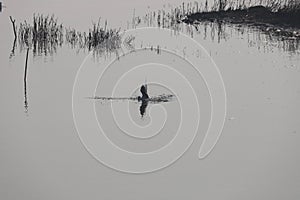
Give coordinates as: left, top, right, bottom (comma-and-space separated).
24, 48, 29, 82
9, 16, 17, 40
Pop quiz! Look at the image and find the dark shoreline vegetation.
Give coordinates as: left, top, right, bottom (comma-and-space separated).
14, 14, 123, 57
9, 0, 300, 60
182, 0, 300, 38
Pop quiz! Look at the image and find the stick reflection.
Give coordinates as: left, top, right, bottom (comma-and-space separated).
24, 48, 29, 114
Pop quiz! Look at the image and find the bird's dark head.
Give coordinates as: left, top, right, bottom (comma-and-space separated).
140, 85, 147, 95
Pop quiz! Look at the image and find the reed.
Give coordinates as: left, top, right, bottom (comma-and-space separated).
17, 14, 121, 56
18, 14, 63, 55
65, 19, 122, 56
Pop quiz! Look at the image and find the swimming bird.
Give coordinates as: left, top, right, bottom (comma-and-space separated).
138, 85, 149, 101
137, 84, 149, 117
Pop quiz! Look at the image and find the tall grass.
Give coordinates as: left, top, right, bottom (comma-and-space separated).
17, 15, 122, 57
19, 14, 64, 56
65, 19, 122, 55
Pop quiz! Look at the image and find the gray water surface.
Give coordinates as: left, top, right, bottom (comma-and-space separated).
1, 0, 300, 199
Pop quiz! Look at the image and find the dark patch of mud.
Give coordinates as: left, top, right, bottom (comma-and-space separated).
183, 6, 300, 39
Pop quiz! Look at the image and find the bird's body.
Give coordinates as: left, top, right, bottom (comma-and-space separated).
138, 85, 149, 101
138, 85, 149, 117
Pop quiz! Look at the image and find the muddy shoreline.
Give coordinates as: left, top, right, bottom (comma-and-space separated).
182, 6, 300, 39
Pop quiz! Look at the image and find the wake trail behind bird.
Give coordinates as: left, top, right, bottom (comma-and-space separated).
86, 94, 176, 104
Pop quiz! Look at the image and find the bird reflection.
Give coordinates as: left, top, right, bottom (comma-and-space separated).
139, 99, 148, 117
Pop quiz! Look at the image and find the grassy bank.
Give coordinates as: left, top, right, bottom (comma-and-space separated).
182, 0, 300, 37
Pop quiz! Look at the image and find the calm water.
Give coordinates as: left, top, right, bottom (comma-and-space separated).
1, 0, 300, 199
